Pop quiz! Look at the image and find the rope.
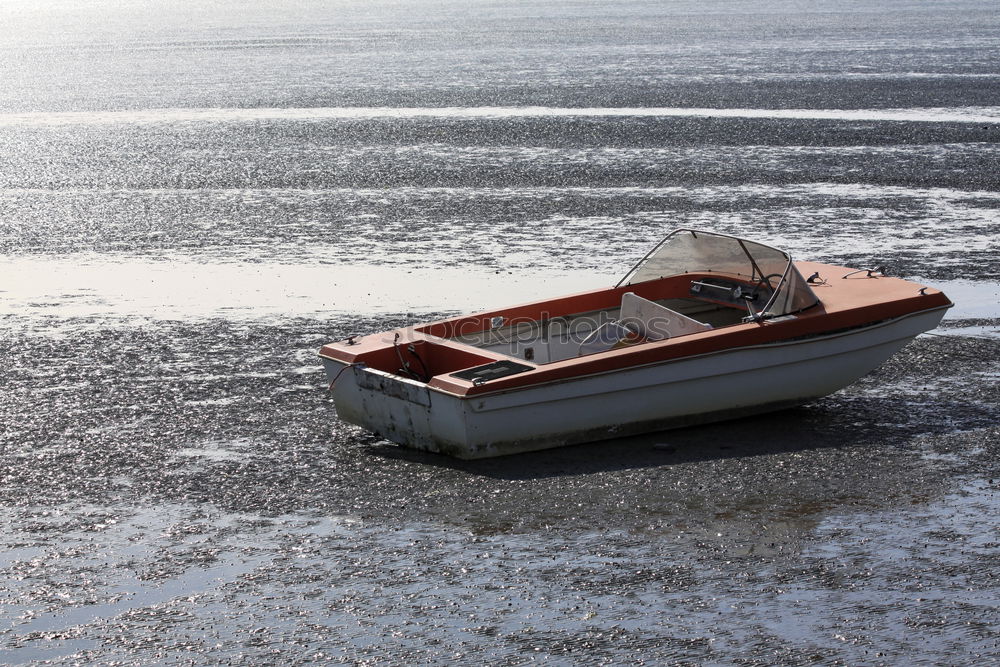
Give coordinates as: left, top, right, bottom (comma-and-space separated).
327, 363, 360, 391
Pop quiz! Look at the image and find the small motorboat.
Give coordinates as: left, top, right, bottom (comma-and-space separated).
320, 229, 952, 459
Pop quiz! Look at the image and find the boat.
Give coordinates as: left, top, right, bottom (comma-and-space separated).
319, 228, 952, 459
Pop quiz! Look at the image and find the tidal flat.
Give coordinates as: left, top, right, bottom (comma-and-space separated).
3, 0, 1000, 663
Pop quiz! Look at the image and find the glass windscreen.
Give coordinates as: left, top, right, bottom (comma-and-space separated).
617, 229, 818, 318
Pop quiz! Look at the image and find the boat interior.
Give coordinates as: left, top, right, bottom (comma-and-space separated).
414, 271, 776, 367
323, 229, 827, 387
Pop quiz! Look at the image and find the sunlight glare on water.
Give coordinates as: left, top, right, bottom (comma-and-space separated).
2, 255, 611, 323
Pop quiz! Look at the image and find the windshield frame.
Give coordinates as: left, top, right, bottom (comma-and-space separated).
616, 228, 818, 319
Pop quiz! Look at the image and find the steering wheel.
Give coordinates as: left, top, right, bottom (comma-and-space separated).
751, 273, 784, 300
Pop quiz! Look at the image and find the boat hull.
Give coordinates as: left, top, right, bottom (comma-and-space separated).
324, 305, 948, 459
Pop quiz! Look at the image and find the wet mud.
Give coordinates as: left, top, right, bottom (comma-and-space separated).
2, 318, 999, 664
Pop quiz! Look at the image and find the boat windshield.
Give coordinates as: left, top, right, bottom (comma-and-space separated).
617, 228, 819, 318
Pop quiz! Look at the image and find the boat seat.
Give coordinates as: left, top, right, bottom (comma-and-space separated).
576, 321, 641, 357
619, 292, 712, 340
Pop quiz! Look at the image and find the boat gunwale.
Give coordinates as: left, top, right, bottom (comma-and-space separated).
322, 301, 952, 400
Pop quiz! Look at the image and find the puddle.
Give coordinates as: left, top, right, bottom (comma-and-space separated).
4, 262, 997, 333
933, 279, 1000, 321
0, 254, 611, 325
0, 505, 365, 664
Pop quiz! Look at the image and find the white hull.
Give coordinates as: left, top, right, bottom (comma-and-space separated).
324, 306, 947, 459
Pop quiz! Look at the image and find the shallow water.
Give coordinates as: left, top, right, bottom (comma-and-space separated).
2, 0, 1000, 664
